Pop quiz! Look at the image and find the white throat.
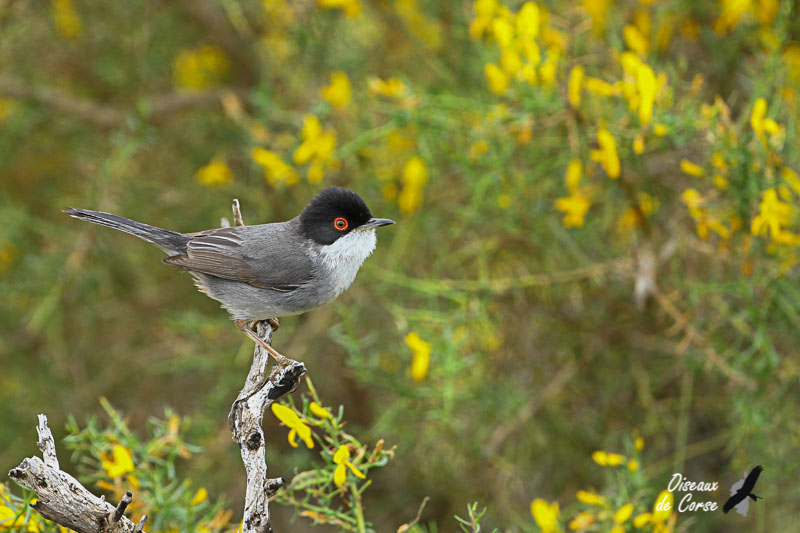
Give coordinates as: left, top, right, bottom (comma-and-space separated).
317, 228, 377, 297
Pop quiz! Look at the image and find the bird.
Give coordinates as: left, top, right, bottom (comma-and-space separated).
723, 465, 763, 514
65, 187, 395, 363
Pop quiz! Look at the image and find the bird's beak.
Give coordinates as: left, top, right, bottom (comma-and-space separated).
362, 217, 396, 229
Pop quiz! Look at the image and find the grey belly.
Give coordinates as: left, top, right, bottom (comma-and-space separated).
191, 273, 335, 321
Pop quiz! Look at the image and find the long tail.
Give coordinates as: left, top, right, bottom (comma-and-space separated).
749, 493, 761, 501
64, 208, 190, 255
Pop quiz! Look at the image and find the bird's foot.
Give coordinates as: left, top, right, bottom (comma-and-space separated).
267, 317, 280, 332
236, 320, 291, 367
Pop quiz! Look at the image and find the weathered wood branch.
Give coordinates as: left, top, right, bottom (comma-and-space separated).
8, 415, 147, 533
227, 199, 307, 532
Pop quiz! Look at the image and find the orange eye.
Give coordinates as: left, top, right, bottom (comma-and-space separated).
334, 217, 349, 231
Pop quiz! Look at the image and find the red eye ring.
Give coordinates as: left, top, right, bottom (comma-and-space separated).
334, 217, 349, 231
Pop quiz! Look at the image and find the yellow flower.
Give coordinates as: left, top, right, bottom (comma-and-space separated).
293, 114, 337, 176
582, 0, 611, 33
653, 123, 667, 137
680, 159, 704, 177
485, 63, 509, 94
332, 445, 366, 486
615, 504, 633, 523
539, 48, 559, 87
628, 459, 639, 472
271, 403, 314, 449
190, 487, 208, 506
530, 499, 559, 532
565, 159, 582, 193
751, 188, 794, 239
52, 0, 82, 39
591, 450, 607, 465
651, 489, 673, 523
782, 167, 800, 196
469, 0, 498, 39
195, 158, 234, 187
634, 436, 644, 451
555, 192, 590, 228
501, 49, 522, 75
762, 118, 780, 135
101, 445, 135, 479
633, 512, 652, 528
516, 2, 540, 40
568, 65, 584, 107
568, 512, 594, 530
0, 503, 41, 532
592, 450, 625, 466
576, 490, 604, 505
750, 97, 767, 135
624, 24, 649, 56
398, 156, 428, 213
633, 133, 645, 154
368, 77, 407, 99
469, 139, 490, 160
320, 71, 351, 109
609, 527, 624, 533
309, 401, 333, 420
715, 0, 752, 33
591, 128, 620, 179
606, 452, 625, 466
405, 332, 431, 381
252, 147, 299, 187
492, 16, 514, 48
585, 78, 615, 97
172, 45, 229, 91
317, 0, 362, 18
636, 63, 656, 125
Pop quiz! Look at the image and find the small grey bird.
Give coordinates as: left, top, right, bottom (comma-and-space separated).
65, 187, 394, 362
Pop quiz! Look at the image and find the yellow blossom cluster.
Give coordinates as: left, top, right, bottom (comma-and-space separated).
555, 160, 591, 228
195, 158, 234, 187
252, 146, 299, 187
471, 1, 566, 95
293, 114, 339, 183
397, 156, 429, 213
529, 436, 679, 533
320, 71, 352, 109
172, 45, 230, 91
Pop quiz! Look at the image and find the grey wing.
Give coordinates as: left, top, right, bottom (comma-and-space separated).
163, 224, 313, 291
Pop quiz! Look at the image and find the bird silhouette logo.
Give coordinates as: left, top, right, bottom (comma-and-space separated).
723, 465, 763, 516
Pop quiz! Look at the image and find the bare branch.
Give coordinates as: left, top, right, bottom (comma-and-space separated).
9, 417, 144, 533
113, 492, 133, 523
232, 199, 245, 227
229, 320, 306, 533
36, 414, 59, 470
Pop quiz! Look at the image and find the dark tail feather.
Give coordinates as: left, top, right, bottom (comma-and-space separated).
749, 493, 761, 501
64, 208, 190, 254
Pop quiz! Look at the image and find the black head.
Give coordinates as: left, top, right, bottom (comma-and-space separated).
299, 187, 394, 245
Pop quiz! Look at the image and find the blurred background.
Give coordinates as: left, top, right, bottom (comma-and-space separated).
1, 0, 799, 531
